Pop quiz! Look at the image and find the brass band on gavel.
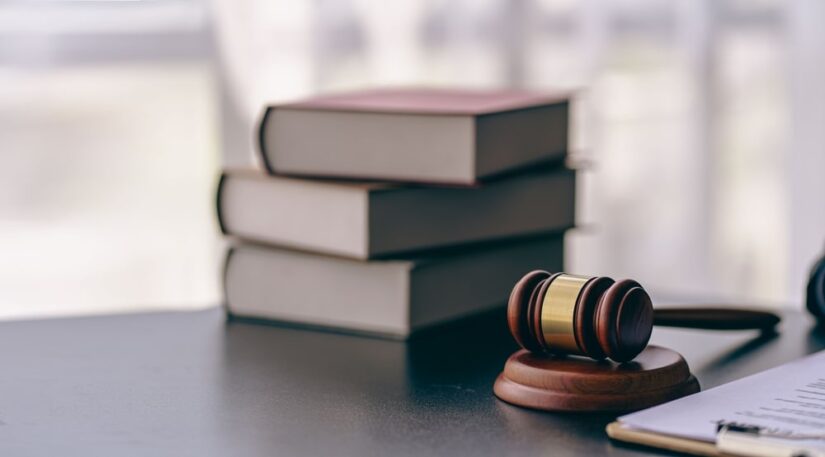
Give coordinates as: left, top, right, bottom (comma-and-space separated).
540, 274, 593, 356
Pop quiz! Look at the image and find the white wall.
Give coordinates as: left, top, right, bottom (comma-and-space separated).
0, 0, 822, 318
214, 0, 824, 308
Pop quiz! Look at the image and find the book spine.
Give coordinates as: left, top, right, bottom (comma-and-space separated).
257, 106, 277, 175
221, 245, 237, 321
215, 172, 229, 235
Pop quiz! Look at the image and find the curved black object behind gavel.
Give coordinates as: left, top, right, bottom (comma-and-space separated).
808, 250, 825, 319
507, 271, 781, 363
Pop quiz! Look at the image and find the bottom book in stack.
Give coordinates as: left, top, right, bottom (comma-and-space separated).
223, 236, 563, 339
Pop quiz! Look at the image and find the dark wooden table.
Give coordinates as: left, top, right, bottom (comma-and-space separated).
0, 306, 821, 456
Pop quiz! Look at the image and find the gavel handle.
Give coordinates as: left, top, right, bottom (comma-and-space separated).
653, 308, 780, 331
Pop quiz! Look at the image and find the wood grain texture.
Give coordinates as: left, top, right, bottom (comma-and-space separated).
493, 346, 700, 412
575, 276, 612, 360
613, 286, 654, 362
596, 279, 650, 362
507, 270, 550, 352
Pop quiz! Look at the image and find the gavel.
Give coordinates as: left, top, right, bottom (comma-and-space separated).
508, 271, 781, 363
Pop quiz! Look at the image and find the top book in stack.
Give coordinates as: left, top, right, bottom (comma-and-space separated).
259, 88, 569, 185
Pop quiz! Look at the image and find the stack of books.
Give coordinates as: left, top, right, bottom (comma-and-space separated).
217, 88, 575, 338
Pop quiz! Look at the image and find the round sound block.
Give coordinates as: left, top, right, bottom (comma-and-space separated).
493, 345, 700, 412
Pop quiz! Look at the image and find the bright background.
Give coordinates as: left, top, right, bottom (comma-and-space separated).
1, 0, 824, 319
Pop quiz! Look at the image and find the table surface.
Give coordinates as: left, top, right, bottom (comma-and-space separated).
0, 306, 821, 457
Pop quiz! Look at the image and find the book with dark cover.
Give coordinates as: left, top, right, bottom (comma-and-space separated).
259, 88, 569, 185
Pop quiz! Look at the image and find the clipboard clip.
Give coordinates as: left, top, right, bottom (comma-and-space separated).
715, 421, 825, 457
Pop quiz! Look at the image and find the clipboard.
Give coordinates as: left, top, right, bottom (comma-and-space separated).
607, 421, 732, 457
609, 421, 825, 457
607, 350, 825, 457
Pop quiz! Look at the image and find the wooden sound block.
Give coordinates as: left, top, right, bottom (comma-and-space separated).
493, 345, 699, 412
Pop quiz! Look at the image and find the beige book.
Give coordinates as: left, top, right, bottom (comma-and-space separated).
223, 236, 564, 339
218, 167, 575, 260
258, 88, 569, 185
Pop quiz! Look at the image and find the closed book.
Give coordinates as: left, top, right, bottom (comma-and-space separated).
223, 236, 564, 338
259, 88, 569, 185
217, 167, 575, 260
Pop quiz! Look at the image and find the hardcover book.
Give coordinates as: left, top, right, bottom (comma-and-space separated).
258, 88, 569, 184
217, 167, 575, 259
224, 236, 564, 338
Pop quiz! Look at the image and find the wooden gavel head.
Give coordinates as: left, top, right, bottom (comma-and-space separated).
507, 270, 654, 363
